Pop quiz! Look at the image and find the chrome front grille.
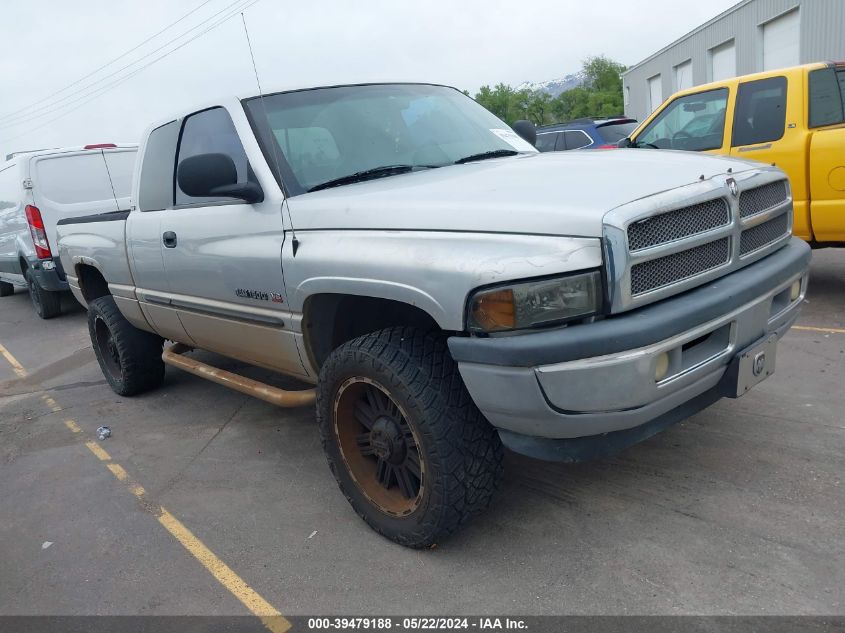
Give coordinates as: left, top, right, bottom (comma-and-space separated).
603, 170, 793, 313
739, 180, 788, 218
740, 212, 790, 255
631, 238, 731, 295
627, 198, 730, 251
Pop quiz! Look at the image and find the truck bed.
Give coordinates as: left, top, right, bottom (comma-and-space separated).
56, 210, 135, 293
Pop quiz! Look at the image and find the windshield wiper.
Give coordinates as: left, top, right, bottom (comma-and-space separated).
454, 149, 519, 164
632, 140, 659, 149
308, 164, 436, 192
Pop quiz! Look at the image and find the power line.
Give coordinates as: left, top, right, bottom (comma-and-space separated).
0, 0, 261, 147
0, 0, 251, 129
0, 0, 216, 124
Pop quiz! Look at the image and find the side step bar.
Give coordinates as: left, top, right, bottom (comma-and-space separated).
162, 343, 316, 408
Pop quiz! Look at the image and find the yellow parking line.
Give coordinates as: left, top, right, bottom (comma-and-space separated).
792, 325, 845, 335
84, 440, 112, 462
0, 338, 289, 632
43, 395, 62, 412
106, 463, 129, 481
158, 508, 291, 632
0, 342, 27, 378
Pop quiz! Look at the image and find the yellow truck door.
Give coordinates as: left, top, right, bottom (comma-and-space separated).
807, 65, 845, 243
728, 73, 812, 240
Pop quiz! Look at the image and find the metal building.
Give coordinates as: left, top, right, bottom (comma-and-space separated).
622, 0, 845, 122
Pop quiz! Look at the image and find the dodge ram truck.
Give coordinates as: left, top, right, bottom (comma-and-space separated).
56, 82, 811, 547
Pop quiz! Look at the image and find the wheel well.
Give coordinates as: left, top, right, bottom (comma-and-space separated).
304, 294, 442, 370
76, 264, 110, 302
18, 256, 28, 275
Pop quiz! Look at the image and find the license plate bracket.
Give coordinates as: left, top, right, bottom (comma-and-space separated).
722, 335, 778, 398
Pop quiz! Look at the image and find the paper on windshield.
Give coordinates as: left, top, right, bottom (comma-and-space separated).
490, 128, 537, 153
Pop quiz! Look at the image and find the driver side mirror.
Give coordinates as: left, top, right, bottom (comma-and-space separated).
617, 137, 633, 148
512, 120, 537, 147
177, 153, 264, 204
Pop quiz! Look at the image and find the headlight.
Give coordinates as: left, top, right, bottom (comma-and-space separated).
467, 271, 602, 333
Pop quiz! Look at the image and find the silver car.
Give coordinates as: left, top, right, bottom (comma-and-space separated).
57, 83, 810, 547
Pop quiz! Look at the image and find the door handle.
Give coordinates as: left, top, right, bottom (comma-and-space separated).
162, 231, 177, 248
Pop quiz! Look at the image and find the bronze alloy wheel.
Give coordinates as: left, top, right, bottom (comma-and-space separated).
333, 377, 425, 517
93, 315, 123, 382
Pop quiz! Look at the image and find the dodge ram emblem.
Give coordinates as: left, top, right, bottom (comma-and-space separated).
752, 351, 766, 376
727, 177, 739, 197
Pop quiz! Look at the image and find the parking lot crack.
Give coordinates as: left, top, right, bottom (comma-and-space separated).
156, 398, 248, 498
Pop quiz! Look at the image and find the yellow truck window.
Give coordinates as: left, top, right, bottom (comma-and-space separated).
731, 76, 787, 146
637, 88, 728, 151
808, 67, 845, 128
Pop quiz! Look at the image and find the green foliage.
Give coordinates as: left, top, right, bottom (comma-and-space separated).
472, 56, 626, 126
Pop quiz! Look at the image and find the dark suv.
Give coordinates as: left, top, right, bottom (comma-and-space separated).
535, 117, 638, 152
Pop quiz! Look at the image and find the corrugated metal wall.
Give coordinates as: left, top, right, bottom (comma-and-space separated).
621, 0, 845, 122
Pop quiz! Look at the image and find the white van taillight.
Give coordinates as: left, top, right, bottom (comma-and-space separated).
24, 205, 52, 259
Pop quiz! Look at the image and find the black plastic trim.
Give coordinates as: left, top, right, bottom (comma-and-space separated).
56, 210, 130, 226
498, 387, 722, 462
448, 238, 810, 367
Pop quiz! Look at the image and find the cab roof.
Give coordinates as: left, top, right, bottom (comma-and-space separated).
663, 62, 833, 101
146, 81, 459, 132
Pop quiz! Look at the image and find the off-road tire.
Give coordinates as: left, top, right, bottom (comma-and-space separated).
88, 295, 165, 396
26, 270, 61, 319
317, 326, 503, 548
0, 281, 13, 297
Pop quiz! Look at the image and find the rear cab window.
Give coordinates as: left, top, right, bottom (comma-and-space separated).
808, 66, 845, 128
636, 88, 729, 151
139, 121, 180, 212
731, 76, 787, 147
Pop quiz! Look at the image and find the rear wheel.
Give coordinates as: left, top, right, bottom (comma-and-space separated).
88, 295, 165, 396
317, 326, 503, 548
0, 281, 13, 297
26, 270, 61, 319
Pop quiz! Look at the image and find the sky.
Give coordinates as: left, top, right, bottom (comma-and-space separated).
0, 0, 740, 159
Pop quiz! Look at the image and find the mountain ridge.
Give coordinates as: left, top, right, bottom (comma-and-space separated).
516, 72, 585, 97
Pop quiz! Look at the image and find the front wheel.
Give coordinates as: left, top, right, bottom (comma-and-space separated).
26, 270, 61, 319
0, 280, 13, 297
88, 295, 165, 396
317, 327, 503, 548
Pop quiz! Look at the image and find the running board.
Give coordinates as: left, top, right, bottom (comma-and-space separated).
162, 343, 316, 408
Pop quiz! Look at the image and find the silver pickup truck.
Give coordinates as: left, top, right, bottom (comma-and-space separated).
57, 82, 811, 548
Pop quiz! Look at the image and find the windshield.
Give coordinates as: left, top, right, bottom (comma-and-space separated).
243, 84, 535, 195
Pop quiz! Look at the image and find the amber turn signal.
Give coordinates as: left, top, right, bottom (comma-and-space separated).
470, 288, 516, 332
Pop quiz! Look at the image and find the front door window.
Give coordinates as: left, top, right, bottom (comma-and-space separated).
636, 88, 728, 151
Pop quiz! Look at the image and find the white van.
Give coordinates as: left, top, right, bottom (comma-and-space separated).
0, 144, 137, 318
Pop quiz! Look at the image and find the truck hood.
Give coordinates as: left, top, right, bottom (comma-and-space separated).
287, 149, 760, 237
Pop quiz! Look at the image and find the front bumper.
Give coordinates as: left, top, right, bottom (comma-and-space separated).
448, 238, 811, 460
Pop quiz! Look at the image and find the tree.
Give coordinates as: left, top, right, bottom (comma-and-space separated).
471, 55, 626, 126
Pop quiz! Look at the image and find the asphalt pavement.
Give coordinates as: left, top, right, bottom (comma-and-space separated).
0, 249, 842, 621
